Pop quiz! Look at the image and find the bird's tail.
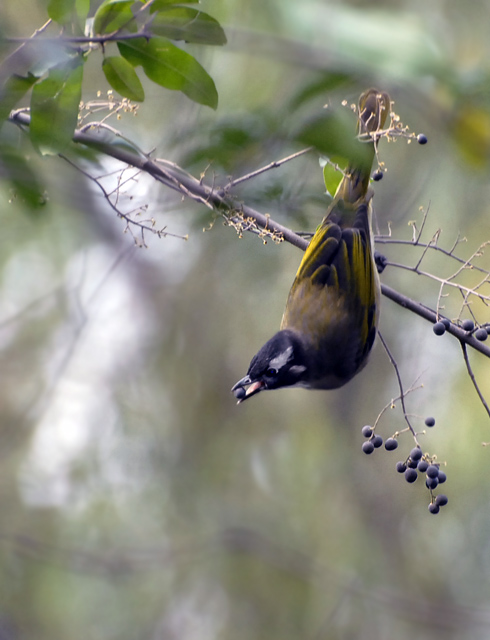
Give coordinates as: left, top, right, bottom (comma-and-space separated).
335, 89, 390, 207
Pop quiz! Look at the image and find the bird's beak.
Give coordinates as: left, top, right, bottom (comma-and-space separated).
231, 375, 265, 404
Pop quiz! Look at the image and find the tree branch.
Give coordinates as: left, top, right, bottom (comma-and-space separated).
381, 283, 490, 357
8, 110, 490, 360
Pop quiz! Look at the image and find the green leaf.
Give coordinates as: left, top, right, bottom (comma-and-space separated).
102, 56, 145, 101
0, 73, 39, 124
0, 146, 46, 210
151, 0, 199, 6
76, 0, 90, 22
118, 37, 218, 109
93, 0, 135, 35
319, 157, 344, 198
30, 59, 84, 155
150, 7, 227, 45
47, 0, 89, 27
296, 110, 372, 175
48, 0, 76, 24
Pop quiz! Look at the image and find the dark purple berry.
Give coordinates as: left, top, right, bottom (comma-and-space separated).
410, 447, 422, 461
372, 435, 383, 449
437, 470, 447, 484
384, 437, 398, 451
234, 387, 246, 401
433, 322, 446, 336
425, 417, 435, 427
428, 503, 440, 514
426, 465, 439, 479
462, 319, 475, 332
407, 458, 418, 469
362, 425, 373, 438
374, 252, 388, 273
396, 461, 407, 473
372, 170, 383, 181
417, 459, 429, 473
475, 328, 488, 341
362, 441, 375, 454
440, 318, 450, 329
426, 476, 439, 490
417, 134, 428, 145
405, 468, 418, 483
435, 494, 448, 507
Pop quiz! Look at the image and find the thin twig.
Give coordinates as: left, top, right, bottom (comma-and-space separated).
222, 147, 313, 191
375, 235, 488, 276
372, 381, 424, 432
460, 341, 490, 420
60, 154, 187, 243
0, 19, 52, 79
377, 331, 418, 440
383, 260, 490, 307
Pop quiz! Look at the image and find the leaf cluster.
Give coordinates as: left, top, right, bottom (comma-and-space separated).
0, 0, 226, 198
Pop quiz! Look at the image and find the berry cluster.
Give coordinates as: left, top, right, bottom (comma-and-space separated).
433, 317, 489, 341
361, 416, 448, 514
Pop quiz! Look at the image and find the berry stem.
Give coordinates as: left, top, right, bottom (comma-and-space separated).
378, 332, 419, 444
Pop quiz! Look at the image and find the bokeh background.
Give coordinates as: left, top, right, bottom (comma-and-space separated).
1, 1, 490, 639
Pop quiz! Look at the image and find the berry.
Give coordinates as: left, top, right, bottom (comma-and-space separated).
407, 458, 419, 469
384, 437, 398, 451
428, 503, 440, 514
234, 387, 246, 400
426, 476, 439, 490
426, 465, 439, 479
374, 252, 388, 274
405, 468, 418, 483
396, 461, 407, 473
372, 435, 383, 449
362, 441, 375, 454
440, 318, 450, 329
410, 447, 423, 461
425, 416, 436, 427
475, 328, 488, 341
417, 134, 428, 145
417, 459, 429, 473
435, 494, 448, 507
437, 470, 447, 484
433, 322, 446, 336
372, 170, 383, 181
362, 425, 373, 438
462, 319, 475, 332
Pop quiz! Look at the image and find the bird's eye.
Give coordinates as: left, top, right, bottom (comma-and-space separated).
266, 368, 278, 378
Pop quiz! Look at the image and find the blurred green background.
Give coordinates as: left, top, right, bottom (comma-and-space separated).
1, 1, 490, 638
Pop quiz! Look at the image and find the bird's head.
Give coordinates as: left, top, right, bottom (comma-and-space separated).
232, 330, 309, 403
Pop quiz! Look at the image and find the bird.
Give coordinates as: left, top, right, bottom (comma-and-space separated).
232, 89, 390, 403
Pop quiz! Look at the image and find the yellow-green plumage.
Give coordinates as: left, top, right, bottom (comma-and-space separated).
280, 203, 380, 387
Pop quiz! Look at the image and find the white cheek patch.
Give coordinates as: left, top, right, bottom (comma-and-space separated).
269, 346, 294, 371
289, 365, 306, 376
